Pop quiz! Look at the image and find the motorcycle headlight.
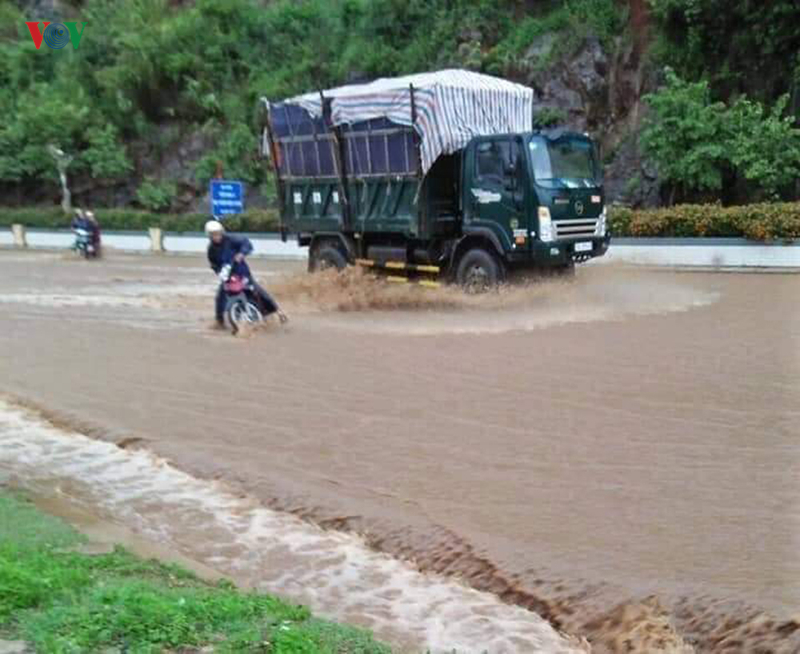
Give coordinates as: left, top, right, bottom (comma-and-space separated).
538, 207, 554, 242
595, 207, 607, 237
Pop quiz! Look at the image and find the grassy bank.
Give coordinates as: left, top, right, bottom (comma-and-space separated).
0, 491, 391, 653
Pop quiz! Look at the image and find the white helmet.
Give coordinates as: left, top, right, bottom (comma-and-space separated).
204, 219, 224, 235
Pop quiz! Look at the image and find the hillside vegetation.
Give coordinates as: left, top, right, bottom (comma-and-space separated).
1, 0, 799, 212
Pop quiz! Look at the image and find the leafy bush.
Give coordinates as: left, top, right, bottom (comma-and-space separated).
727, 94, 800, 199
136, 178, 177, 212
642, 69, 800, 202
5, 204, 799, 242
0, 207, 66, 229
533, 107, 567, 128
81, 124, 133, 180
195, 123, 262, 186
641, 69, 730, 199
609, 202, 800, 242
222, 209, 281, 232
0, 207, 280, 233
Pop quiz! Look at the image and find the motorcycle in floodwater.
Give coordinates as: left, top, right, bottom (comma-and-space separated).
73, 227, 98, 259
219, 263, 270, 334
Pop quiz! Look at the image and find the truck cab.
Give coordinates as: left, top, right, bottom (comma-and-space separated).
455, 130, 609, 286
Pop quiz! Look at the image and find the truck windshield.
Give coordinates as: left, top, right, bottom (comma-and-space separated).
528, 136, 599, 189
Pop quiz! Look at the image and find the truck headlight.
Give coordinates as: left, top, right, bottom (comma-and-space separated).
595, 207, 607, 237
538, 207, 554, 242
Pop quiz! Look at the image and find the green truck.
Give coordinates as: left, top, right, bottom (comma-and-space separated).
261, 70, 609, 289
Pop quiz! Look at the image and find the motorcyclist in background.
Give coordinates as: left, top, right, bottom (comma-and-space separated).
71, 208, 101, 257
205, 219, 287, 328
71, 208, 88, 232
85, 210, 102, 255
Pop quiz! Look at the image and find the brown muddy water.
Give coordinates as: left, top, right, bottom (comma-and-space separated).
0, 251, 798, 653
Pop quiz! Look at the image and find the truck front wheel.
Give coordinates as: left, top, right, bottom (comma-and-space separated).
456, 248, 503, 293
309, 244, 347, 273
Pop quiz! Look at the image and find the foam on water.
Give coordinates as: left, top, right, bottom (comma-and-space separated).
0, 399, 583, 653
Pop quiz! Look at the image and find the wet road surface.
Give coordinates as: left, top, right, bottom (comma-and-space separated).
0, 250, 798, 652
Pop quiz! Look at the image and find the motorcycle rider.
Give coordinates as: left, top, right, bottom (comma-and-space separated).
205, 219, 287, 327
71, 208, 100, 256
71, 208, 87, 232
85, 210, 102, 255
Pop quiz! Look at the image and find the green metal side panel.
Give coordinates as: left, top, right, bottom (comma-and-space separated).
282, 176, 422, 237
283, 178, 343, 233
349, 177, 420, 236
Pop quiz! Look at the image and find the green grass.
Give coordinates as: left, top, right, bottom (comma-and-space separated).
0, 492, 391, 653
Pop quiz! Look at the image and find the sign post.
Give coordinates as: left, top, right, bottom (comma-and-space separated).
210, 180, 244, 217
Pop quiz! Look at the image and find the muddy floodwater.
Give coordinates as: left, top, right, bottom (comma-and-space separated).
0, 251, 798, 652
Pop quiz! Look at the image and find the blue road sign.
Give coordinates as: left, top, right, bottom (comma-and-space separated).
210, 180, 244, 216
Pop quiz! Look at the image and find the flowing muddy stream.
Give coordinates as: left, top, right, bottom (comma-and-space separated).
1, 252, 799, 652
0, 399, 580, 653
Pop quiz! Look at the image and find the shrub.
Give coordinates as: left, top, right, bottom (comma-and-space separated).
533, 107, 567, 128
0, 207, 280, 233
135, 178, 177, 213
4, 204, 799, 242
642, 69, 800, 202
727, 94, 800, 199
0, 207, 66, 229
609, 202, 800, 242
641, 69, 730, 199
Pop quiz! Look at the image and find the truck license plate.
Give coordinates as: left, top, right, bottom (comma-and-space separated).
575, 242, 593, 252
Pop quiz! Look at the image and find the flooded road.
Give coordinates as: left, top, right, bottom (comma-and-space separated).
0, 251, 798, 652
0, 400, 579, 653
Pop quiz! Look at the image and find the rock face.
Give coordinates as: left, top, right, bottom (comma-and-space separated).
519, 30, 661, 207
21, 0, 67, 20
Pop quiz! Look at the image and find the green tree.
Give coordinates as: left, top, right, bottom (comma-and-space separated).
82, 125, 133, 180
195, 123, 261, 186
0, 83, 91, 182
727, 95, 800, 199
649, 0, 800, 103
641, 68, 730, 203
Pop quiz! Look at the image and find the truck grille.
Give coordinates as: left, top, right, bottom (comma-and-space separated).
554, 218, 597, 240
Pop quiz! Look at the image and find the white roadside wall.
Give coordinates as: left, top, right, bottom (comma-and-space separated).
4, 228, 800, 268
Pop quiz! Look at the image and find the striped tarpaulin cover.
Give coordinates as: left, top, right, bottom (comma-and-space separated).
282, 69, 534, 175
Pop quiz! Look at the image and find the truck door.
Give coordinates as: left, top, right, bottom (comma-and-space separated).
466, 137, 527, 253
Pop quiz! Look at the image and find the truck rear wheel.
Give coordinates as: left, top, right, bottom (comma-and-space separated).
456, 248, 503, 293
309, 244, 347, 273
